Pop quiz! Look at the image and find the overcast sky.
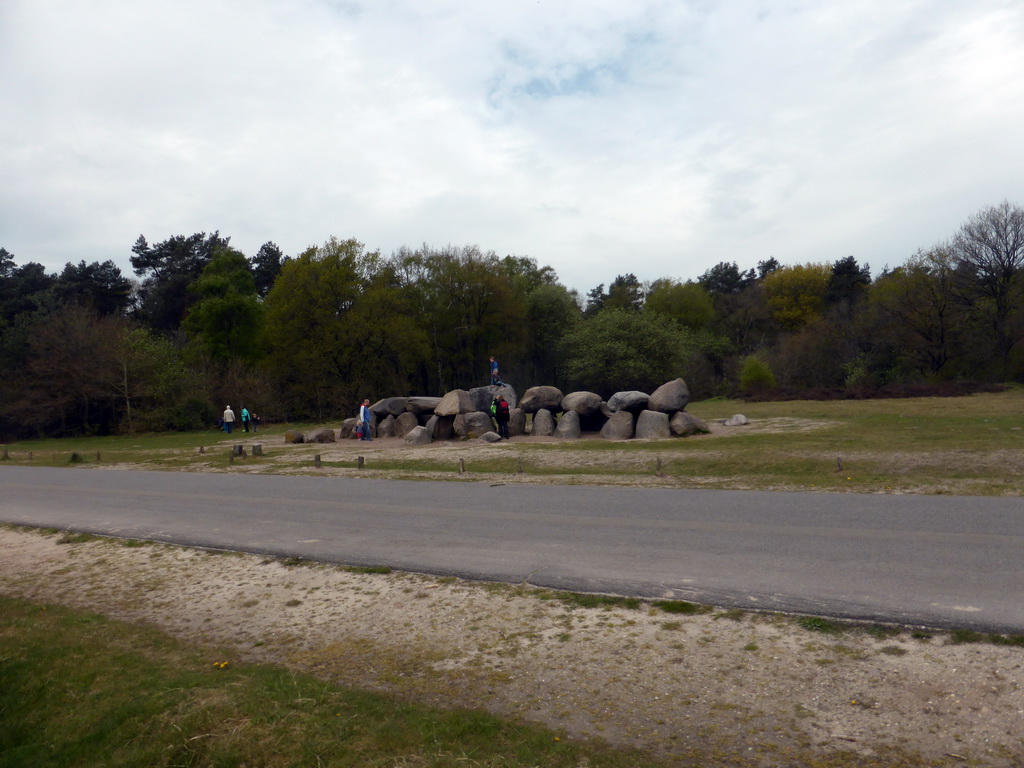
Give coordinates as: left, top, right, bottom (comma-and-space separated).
2, 0, 1023, 293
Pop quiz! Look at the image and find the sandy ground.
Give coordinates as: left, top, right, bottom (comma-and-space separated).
2, 525, 1022, 766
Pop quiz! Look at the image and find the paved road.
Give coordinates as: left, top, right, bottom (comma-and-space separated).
2, 466, 1022, 632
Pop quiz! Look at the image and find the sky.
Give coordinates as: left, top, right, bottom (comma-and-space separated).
3, 0, 1024, 294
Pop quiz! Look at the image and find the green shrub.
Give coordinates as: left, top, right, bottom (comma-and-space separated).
739, 355, 776, 392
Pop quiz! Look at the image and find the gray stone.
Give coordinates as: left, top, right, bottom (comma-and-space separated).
377, 414, 396, 438
520, 386, 564, 414
395, 411, 419, 437
406, 396, 442, 415
371, 397, 409, 417
671, 411, 711, 436
608, 391, 650, 413
635, 409, 671, 439
553, 409, 581, 439
454, 411, 493, 439
469, 384, 518, 412
404, 425, 432, 445
340, 417, 359, 439
724, 414, 749, 426
648, 378, 690, 414
432, 414, 455, 440
307, 427, 336, 443
435, 389, 474, 416
478, 431, 502, 443
600, 410, 635, 440
561, 391, 602, 416
531, 408, 555, 436
284, 430, 305, 444
508, 408, 526, 437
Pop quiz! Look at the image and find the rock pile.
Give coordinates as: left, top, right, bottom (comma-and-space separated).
300, 378, 714, 446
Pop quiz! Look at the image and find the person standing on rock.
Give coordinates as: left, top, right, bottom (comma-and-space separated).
358, 399, 373, 441
222, 405, 235, 434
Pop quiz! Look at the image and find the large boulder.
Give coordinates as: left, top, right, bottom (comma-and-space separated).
435, 389, 474, 416
553, 410, 581, 439
600, 410, 634, 440
478, 431, 502, 443
454, 411, 493, 439
431, 414, 455, 440
395, 411, 419, 437
371, 397, 409, 417
508, 408, 526, 437
648, 379, 690, 414
339, 417, 359, 439
284, 430, 305, 444
404, 425, 432, 445
376, 414, 396, 438
520, 386, 564, 414
635, 410, 671, 439
608, 391, 650, 413
469, 384, 517, 412
670, 411, 711, 436
406, 396, 442, 415
307, 427, 336, 443
531, 408, 555, 436
561, 391, 602, 416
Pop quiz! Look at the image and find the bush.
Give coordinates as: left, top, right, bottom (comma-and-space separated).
739, 355, 776, 392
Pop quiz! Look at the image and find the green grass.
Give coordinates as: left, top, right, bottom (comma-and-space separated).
3, 388, 1023, 493
0, 596, 664, 768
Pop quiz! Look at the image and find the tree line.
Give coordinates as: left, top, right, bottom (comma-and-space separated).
2, 201, 1022, 440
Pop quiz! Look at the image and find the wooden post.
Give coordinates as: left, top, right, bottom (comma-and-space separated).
198, 446, 205, 454
314, 454, 321, 468
656, 457, 663, 476
357, 456, 364, 469
252, 444, 262, 456
836, 457, 843, 472
229, 452, 234, 465
517, 456, 523, 474
459, 458, 466, 473
1, 446, 8, 461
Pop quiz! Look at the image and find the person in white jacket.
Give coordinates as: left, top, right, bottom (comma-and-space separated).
223, 405, 235, 434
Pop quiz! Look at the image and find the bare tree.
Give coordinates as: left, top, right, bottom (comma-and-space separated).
948, 201, 1024, 377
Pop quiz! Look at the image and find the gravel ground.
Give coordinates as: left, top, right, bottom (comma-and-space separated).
2, 526, 1023, 766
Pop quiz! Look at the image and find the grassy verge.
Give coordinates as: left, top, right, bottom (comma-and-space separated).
0, 595, 664, 768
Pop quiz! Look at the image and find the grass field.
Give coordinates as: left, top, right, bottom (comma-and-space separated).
3, 387, 1022, 495
0, 596, 664, 768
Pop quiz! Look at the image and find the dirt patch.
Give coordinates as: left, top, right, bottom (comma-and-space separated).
3, 526, 1022, 766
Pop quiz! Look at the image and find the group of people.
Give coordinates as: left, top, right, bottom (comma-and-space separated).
220, 405, 258, 434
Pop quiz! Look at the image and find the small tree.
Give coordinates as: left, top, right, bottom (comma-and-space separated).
739, 355, 776, 393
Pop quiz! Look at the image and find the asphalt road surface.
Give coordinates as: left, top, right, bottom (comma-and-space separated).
2, 466, 1022, 632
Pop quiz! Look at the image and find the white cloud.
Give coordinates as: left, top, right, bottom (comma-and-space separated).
2, 0, 1023, 291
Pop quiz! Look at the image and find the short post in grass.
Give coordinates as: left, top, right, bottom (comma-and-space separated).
198, 446, 205, 454
836, 457, 843, 472
459, 458, 465, 473
228, 451, 234, 465
1, 446, 8, 461
232, 444, 246, 458
252, 444, 263, 457
96, 451, 101, 462
357, 456, 364, 469
517, 456, 523, 474
656, 456, 663, 476
314, 454, 321, 468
